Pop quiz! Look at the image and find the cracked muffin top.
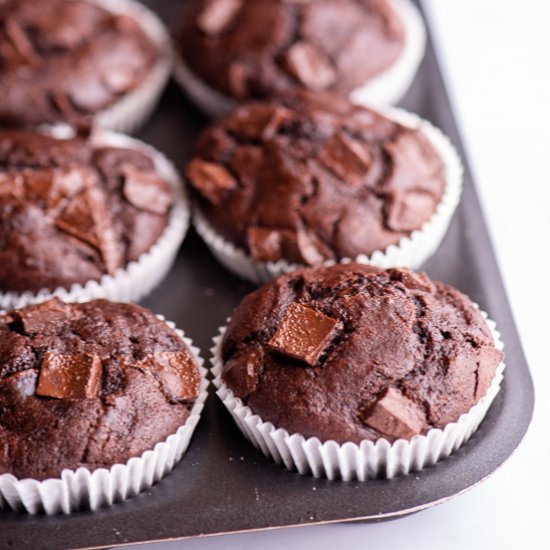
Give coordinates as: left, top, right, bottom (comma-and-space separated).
186, 93, 445, 265
0, 298, 202, 479
0, 128, 175, 294
0, 0, 158, 127
221, 264, 503, 443
177, 0, 405, 100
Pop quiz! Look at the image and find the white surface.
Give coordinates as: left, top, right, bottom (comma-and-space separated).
127, 2, 549, 548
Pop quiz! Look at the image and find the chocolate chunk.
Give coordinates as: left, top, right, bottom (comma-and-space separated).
386, 190, 436, 232
228, 105, 293, 140
186, 159, 237, 205
11, 298, 72, 335
282, 229, 331, 265
227, 62, 248, 98
384, 131, 444, 193
268, 302, 338, 366
223, 348, 262, 398
475, 346, 503, 400
122, 164, 173, 215
247, 227, 283, 262
4, 19, 38, 66
247, 227, 330, 265
123, 351, 201, 403
388, 268, 433, 292
101, 66, 136, 94
318, 133, 371, 187
55, 185, 123, 275
0, 172, 23, 200
22, 170, 53, 203
284, 41, 336, 91
4, 369, 38, 398
197, 0, 243, 35
36, 352, 102, 399
362, 387, 426, 440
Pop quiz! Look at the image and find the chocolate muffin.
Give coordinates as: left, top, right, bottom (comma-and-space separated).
177, 0, 408, 104
186, 93, 449, 269
0, 128, 177, 295
0, 298, 202, 480
0, 0, 160, 127
220, 264, 503, 444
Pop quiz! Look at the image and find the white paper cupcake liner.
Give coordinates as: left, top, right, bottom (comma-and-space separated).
174, 0, 425, 118
211, 308, 505, 481
0, 130, 189, 310
91, 0, 173, 133
193, 105, 463, 284
0, 318, 209, 515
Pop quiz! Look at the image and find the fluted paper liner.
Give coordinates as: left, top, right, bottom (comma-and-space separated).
193, 106, 463, 284
0, 130, 189, 310
212, 309, 505, 481
174, 0, 426, 118
0, 319, 208, 514
91, 0, 173, 133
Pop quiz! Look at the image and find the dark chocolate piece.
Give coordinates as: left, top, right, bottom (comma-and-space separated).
186, 159, 237, 205
267, 302, 338, 366
361, 387, 426, 440
284, 41, 336, 91
197, 0, 243, 35
36, 352, 102, 400
122, 165, 174, 215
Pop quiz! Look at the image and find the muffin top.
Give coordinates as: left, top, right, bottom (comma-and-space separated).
0, 129, 175, 293
221, 264, 503, 444
186, 93, 445, 264
0, 0, 158, 126
178, 0, 405, 100
0, 298, 202, 479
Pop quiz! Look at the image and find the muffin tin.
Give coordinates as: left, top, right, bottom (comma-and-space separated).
0, 1, 534, 548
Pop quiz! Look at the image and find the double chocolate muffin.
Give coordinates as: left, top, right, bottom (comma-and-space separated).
220, 264, 503, 444
178, 0, 406, 101
0, 298, 202, 480
187, 93, 446, 266
0, 0, 159, 127
0, 128, 176, 294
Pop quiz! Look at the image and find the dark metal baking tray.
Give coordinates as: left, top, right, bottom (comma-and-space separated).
0, 1, 534, 548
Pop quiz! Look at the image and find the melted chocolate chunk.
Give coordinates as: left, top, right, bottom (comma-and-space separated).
361, 387, 426, 440
284, 41, 336, 91
197, 0, 243, 35
268, 302, 339, 366
186, 158, 237, 205
122, 165, 174, 215
36, 352, 102, 400
124, 351, 201, 403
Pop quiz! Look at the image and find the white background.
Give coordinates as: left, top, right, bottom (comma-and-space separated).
129, 2, 549, 548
